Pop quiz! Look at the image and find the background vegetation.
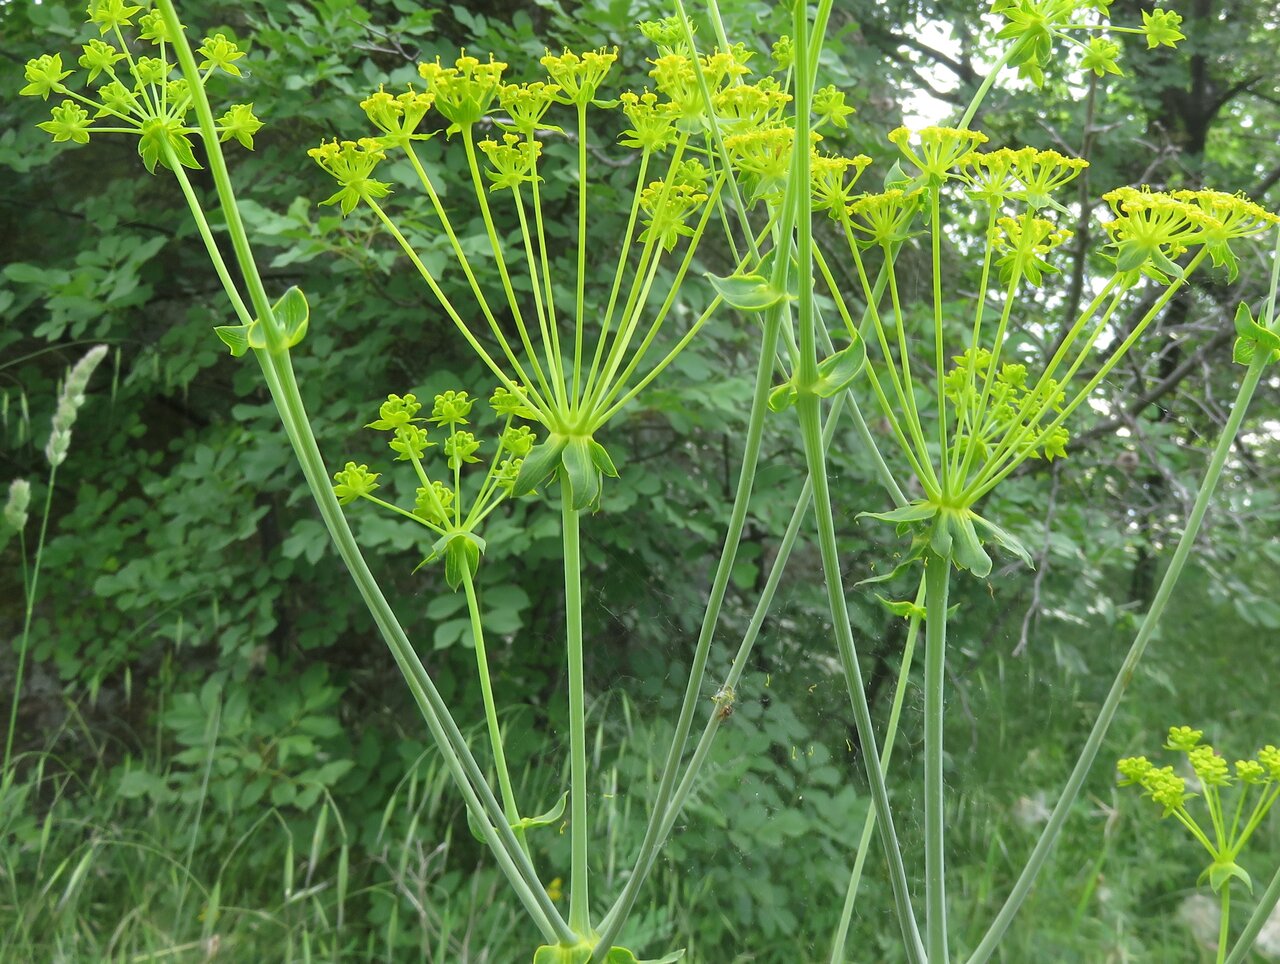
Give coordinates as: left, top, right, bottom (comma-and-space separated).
2, 0, 1279, 960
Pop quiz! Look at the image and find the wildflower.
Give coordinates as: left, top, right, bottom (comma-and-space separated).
138, 9, 179, 45
813, 85, 855, 129
639, 160, 711, 252
712, 82, 791, 136
133, 56, 170, 87
1258, 746, 1280, 780
993, 213, 1073, 286
430, 390, 474, 428
811, 153, 872, 218
846, 189, 923, 246
413, 481, 454, 524
1187, 745, 1231, 788
37, 101, 93, 145
197, 33, 246, 78
87, 0, 143, 35
771, 35, 794, 71
1101, 187, 1217, 281
888, 126, 989, 185
478, 133, 542, 192
78, 40, 125, 84
619, 90, 680, 152
1142, 8, 1185, 48
1166, 726, 1204, 752
419, 53, 507, 130
366, 393, 425, 431
332, 462, 381, 504
1235, 760, 1268, 785
489, 386, 537, 419
961, 148, 1019, 205
308, 138, 392, 215
500, 425, 537, 457
390, 424, 433, 461
498, 82, 561, 133
217, 103, 263, 150
360, 86, 436, 146
725, 126, 804, 203
649, 54, 702, 121
1172, 190, 1280, 281
1008, 147, 1089, 211
638, 16, 687, 52
1080, 37, 1123, 77
19, 54, 73, 100
444, 430, 482, 469
541, 47, 617, 105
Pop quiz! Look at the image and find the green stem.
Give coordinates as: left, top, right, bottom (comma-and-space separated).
793, 2, 921, 956
830, 574, 926, 964
592, 252, 787, 959
965, 352, 1271, 963
561, 474, 590, 936
157, 2, 572, 943
924, 550, 951, 963
3, 470, 55, 776
1218, 881, 1231, 964
461, 565, 525, 844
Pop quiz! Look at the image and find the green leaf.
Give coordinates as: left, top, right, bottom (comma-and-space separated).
1202, 860, 1253, 894
514, 790, 568, 832
443, 532, 482, 591
589, 439, 619, 478
812, 335, 867, 398
971, 513, 1035, 569
273, 286, 309, 348
768, 380, 797, 412
875, 594, 925, 620
562, 436, 600, 511
1233, 336, 1257, 366
947, 511, 991, 578
706, 272, 790, 312
859, 501, 938, 526
512, 434, 567, 497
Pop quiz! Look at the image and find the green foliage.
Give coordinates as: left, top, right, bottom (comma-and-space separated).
2, 0, 1278, 959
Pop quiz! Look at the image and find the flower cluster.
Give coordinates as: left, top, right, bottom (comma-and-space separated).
990, 0, 1184, 87
334, 389, 539, 583
20, 5, 261, 173
944, 350, 1069, 465
1118, 726, 1280, 897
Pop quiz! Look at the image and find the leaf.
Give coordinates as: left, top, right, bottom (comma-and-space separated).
273, 286, 309, 348
214, 320, 266, 357
706, 272, 790, 312
768, 380, 797, 412
589, 439, 619, 478
947, 511, 991, 578
875, 594, 925, 620
812, 335, 867, 398
1202, 860, 1253, 894
514, 790, 568, 832
971, 513, 1035, 569
562, 436, 600, 511
512, 435, 567, 497
858, 502, 938, 526
443, 532, 483, 591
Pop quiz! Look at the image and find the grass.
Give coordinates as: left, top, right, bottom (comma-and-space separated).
4, 552, 1278, 962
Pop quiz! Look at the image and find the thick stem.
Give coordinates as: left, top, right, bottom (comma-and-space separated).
561, 474, 591, 936
924, 551, 952, 964
830, 574, 926, 963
